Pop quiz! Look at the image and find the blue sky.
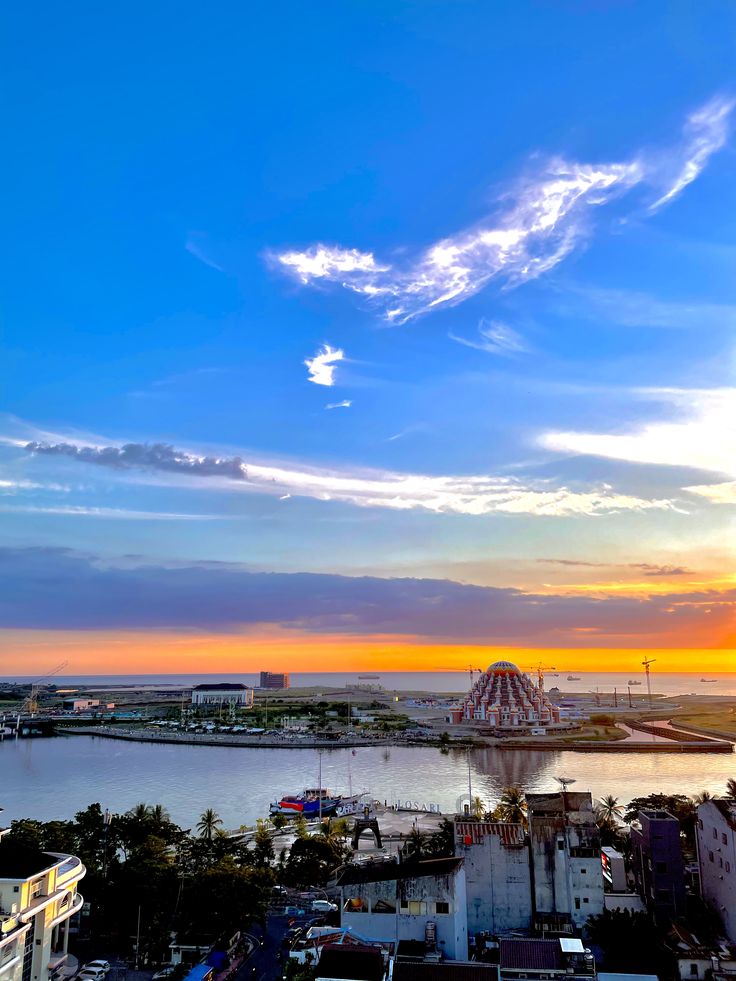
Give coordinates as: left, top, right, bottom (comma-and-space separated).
1, 2, 735, 668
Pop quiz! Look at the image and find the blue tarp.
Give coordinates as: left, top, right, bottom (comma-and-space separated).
184, 965, 213, 981
207, 951, 227, 969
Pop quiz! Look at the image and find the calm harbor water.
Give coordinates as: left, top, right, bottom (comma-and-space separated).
1, 734, 733, 829
3, 671, 736, 696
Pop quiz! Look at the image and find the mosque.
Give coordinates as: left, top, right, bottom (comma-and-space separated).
447, 660, 563, 729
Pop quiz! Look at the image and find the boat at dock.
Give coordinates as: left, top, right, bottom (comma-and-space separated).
628, 680, 642, 686
701, 679, 718, 684
269, 787, 342, 816
567, 675, 581, 681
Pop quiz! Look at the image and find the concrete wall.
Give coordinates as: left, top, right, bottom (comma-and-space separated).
340, 867, 468, 960
458, 829, 532, 937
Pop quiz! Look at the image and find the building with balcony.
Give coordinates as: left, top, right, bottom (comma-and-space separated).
631, 809, 686, 924
695, 798, 736, 942
190, 684, 253, 708
0, 835, 85, 981
447, 663, 562, 729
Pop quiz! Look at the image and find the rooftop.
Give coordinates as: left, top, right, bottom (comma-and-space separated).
500, 939, 566, 971
393, 963, 498, 981
192, 683, 249, 691
0, 841, 59, 879
526, 792, 593, 814
317, 944, 384, 981
336, 856, 463, 887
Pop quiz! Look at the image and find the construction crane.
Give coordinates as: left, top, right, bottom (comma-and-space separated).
528, 663, 556, 692
642, 657, 656, 709
21, 661, 69, 715
467, 664, 484, 686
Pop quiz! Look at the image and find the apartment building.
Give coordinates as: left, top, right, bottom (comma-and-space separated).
696, 798, 736, 942
631, 809, 686, 923
0, 835, 85, 981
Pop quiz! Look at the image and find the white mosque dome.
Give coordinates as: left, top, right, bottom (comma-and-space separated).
486, 660, 521, 675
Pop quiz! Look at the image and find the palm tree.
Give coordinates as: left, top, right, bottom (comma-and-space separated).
404, 827, 428, 860
197, 808, 222, 841
725, 778, 736, 800
471, 796, 486, 819
497, 786, 528, 827
693, 790, 713, 805
597, 795, 624, 823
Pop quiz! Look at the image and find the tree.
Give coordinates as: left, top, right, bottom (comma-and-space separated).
197, 808, 223, 841
404, 828, 428, 860
597, 795, 624, 823
271, 812, 288, 831
425, 818, 455, 858
587, 909, 662, 974
497, 786, 528, 827
726, 778, 736, 799
693, 790, 713, 805
624, 794, 695, 845
253, 820, 275, 868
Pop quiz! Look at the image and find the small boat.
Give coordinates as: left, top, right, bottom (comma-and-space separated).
269, 788, 341, 816
567, 675, 581, 681
358, 675, 380, 679
701, 678, 718, 684
628, 680, 642, 686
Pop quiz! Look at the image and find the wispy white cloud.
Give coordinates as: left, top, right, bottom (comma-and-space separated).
0, 503, 227, 520
449, 318, 528, 356
684, 479, 736, 505
305, 344, 344, 386
185, 234, 224, 272
22, 436, 675, 517
649, 95, 735, 212
273, 96, 734, 323
325, 400, 352, 409
0, 479, 69, 493
553, 285, 736, 330
541, 387, 736, 481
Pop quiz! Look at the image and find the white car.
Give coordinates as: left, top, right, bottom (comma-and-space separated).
82, 963, 110, 976
311, 899, 337, 913
78, 970, 106, 981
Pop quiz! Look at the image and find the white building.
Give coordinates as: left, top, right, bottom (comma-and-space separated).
455, 820, 532, 940
527, 792, 605, 933
695, 798, 736, 942
0, 833, 85, 981
337, 857, 468, 961
190, 683, 253, 709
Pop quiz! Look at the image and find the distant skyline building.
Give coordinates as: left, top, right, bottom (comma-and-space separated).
448, 661, 562, 728
191, 682, 254, 708
259, 671, 290, 690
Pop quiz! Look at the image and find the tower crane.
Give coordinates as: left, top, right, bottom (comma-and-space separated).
642, 657, 656, 709
21, 661, 69, 715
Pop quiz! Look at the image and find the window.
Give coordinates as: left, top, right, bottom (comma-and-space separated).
583, 897, 589, 904
719, 858, 723, 868
557, 839, 565, 851
690, 965, 698, 977
726, 862, 731, 873
373, 899, 395, 914
713, 828, 718, 839
698, 819, 703, 830
344, 897, 367, 912
709, 851, 714, 863
580, 868, 587, 874
722, 833, 728, 845
574, 898, 581, 910
408, 901, 425, 915
435, 902, 450, 914
400, 900, 409, 910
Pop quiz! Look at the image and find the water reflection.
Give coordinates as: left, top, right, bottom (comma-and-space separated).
0, 736, 732, 829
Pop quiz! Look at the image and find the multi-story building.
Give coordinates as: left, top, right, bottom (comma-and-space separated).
455, 820, 532, 940
190, 683, 253, 708
499, 938, 596, 981
526, 792, 605, 933
337, 857, 468, 960
0, 834, 85, 981
631, 809, 686, 923
695, 798, 736, 942
258, 672, 290, 690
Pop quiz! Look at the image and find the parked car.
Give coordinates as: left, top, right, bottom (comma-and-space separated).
82, 964, 110, 977
78, 969, 106, 981
284, 905, 305, 916
311, 900, 337, 913
152, 967, 176, 981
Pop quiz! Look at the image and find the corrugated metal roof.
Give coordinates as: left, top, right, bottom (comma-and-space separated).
499, 939, 563, 970
456, 821, 526, 847
337, 856, 463, 886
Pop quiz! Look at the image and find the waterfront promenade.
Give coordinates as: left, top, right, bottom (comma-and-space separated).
60, 722, 734, 753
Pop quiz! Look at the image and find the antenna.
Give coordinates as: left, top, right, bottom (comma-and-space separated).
642, 657, 656, 709
555, 776, 576, 793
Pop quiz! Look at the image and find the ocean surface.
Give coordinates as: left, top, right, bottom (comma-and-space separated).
1, 734, 733, 829
3, 671, 736, 696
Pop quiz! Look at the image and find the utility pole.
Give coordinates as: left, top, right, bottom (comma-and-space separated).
134, 904, 141, 969
627, 685, 633, 709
